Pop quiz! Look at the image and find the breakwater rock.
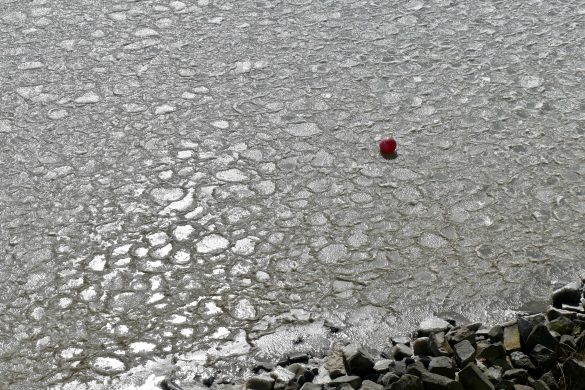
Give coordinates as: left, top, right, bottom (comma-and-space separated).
164, 276, 585, 390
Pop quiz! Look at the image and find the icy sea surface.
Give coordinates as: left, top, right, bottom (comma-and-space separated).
0, 0, 584, 388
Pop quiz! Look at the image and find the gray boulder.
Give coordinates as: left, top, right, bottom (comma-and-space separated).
458, 363, 495, 390
454, 340, 476, 367
342, 345, 375, 377
388, 374, 423, 390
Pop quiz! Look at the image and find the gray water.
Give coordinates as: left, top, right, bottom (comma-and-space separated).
1, 0, 584, 388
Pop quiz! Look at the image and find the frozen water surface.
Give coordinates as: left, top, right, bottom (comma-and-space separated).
1, 0, 584, 388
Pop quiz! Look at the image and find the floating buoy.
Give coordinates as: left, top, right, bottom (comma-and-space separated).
379, 137, 397, 155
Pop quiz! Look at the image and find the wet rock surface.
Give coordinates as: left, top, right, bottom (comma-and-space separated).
1, 0, 585, 388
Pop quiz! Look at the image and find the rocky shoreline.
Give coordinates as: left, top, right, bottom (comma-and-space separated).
162, 276, 585, 390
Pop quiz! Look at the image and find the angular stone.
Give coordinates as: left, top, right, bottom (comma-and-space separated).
417, 317, 451, 337
379, 372, 400, 387
428, 356, 455, 379
300, 384, 322, 390
342, 345, 375, 377
392, 344, 413, 361
517, 314, 546, 344
529, 345, 556, 372
454, 340, 476, 367
373, 359, 393, 374
413, 337, 430, 356
324, 346, 347, 379
531, 380, 551, 390
391, 336, 411, 346
552, 282, 582, 308
510, 351, 536, 372
458, 363, 495, 390
388, 374, 423, 390
539, 372, 558, 390
477, 342, 507, 363
488, 325, 504, 342
246, 375, 275, 390
429, 332, 454, 357
287, 363, 315, 385
502, 369, 528, 384
504, 324, 522, 352
359, 380, 383, 390
271, 366, 296, 386
525, 325, 558, 353
547, 316, 574, 335
288, 353, 310, 365
513, 385, 534, 390
485, 366, 503, 383
329, 375, 362, 389
446, 325, 476, 347
420, 370, 464, 390
545, 307, 575, 321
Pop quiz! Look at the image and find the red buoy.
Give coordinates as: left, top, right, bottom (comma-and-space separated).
379, 138, 397, 155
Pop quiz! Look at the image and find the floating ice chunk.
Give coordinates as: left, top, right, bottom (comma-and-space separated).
129, 342, 156, 353
419, 233, 447, 248
318, 244, 348, 263
210, 120, 229, 129
232, 237, 257, 255
159, 188, 195, 215
520, 75, 543, 89
112, 244, 132, 256
88, 255, 106, 271
196, 234, 229, 253
146, 232, 169, 247
151, 187, 184, 204
133, 27, 159, 37
154, 104, 175, 115
74, 91, 100, 104
205, 301, 222, 315
91, 357, 126, 374
232, 299, 256, 319
284, 122, 321, 137
216, 168, 249, 182
255, 271, 270, 282
173, 225, 194, 241
172, 250, 191, 264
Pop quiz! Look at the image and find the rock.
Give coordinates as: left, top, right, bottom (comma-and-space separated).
477, 342, 507, 363
504, 324, 522, 352
503, 369, 528, 384
418, 317, 452, 337
538, 371, 558, 390
254, 362, 276, 373
288, 353, 311, 365
559, 334, 576, 352
246, 375, 275, 390
325, 346, 347, 379
388, 374, 423, 390
329, 375, 362, 389
510, 351, 536, 372
406, 360, 427, 377
287, 364, 315, 386
531, 380, 551, 390
359, 380, 383, 390
392, 344, 413, 360
413, 337, 430, 356
446, 325, 476, 347
373, 359, 393, 374
379, 372, 400, 387
545, 307, 575, 321
513, 385, 534, 390
547, 316, 574, 335
420, 370, 464, 390
552, 282, 582, 308
300, 384, 322, 390
342, 345, 375, 377
561, 358, 585, 390
453, 340, 476, 367
488, 325, 504, 342
458, 363, 495, 390
517, 314, 546, 344
429, 332, 454, 357
529, 345, 556, 372
525, 325, 558, 353
486, 365, 503, 383
428, 356, 455, 379
160, 379, 184, 390
496, 381, 516, 390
